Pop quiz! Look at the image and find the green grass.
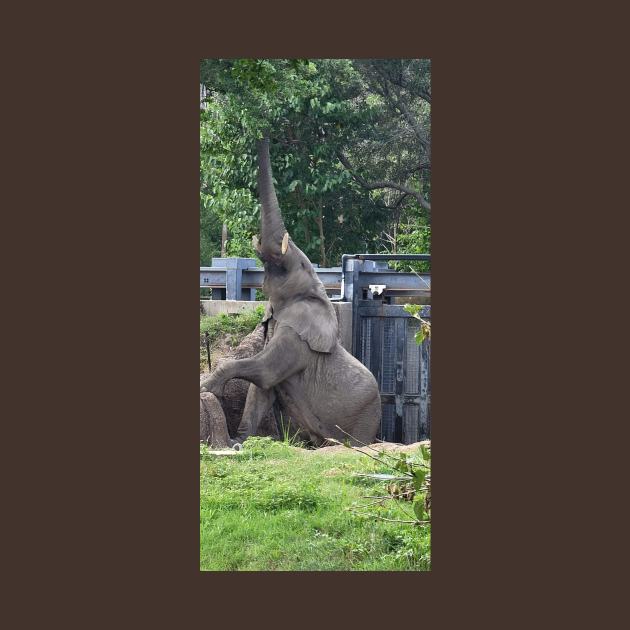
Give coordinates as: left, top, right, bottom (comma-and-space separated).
200, 305, 265, 371
200, 437, 431, 571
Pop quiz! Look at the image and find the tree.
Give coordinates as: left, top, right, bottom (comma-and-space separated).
199, 58, 431, 269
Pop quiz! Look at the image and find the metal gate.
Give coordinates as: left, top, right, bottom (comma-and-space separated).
354, 302, 431, 443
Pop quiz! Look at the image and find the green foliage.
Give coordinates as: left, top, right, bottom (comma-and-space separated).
199, 305, 265, 371
239, 435, 297, 460
391, 221, 431, 273
200, 438, 430, 570
275, 413, 306, 448
403, 304, 431, 344
331, 434, 431, 528
200, 58, 430, 267
200, 304, 264, 342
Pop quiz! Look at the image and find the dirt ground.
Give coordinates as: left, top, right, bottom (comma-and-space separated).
308, 441, 429, 455
200, 338, 236, 379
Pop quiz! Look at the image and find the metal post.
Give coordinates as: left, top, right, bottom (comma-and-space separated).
224, 259, 241, 300
351, 259, 362, 356
205, 331, 211, 372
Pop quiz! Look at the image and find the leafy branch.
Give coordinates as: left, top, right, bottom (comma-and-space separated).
326, 425, 431, 527
403, 303, 431, 344
336, 151, 431, 212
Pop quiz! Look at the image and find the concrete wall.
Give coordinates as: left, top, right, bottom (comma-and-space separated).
200, 300, 353, 352
333, 302, 353, 352
200, 300, 263, 316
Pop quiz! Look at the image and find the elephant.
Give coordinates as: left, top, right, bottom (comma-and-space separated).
200, 136, 381, 447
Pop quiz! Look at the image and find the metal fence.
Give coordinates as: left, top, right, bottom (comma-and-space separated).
200, 256, 430, 301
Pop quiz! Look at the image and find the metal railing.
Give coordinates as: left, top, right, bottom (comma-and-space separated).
200, 255, 431, 301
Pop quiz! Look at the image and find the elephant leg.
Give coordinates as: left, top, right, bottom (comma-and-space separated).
235, 384, 276, 442
199, 392, 231, 448
200, 330, 307, 396
278, 382, 378, 447
275, 386, 340, 447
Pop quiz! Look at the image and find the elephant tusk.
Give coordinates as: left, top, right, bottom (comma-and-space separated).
252, 234, 260, 251
281, 231, 289, 255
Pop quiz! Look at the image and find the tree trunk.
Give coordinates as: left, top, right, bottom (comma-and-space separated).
393, 204, 401, 254
315, 207, 326, 267
298, 189, 311, 243
221, 223, 228, 257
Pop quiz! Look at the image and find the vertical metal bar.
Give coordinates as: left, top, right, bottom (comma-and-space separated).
223, 258, 243, 300
351, 260, 362, 356
371, 315, 383, 392
372, 314, 385, 440
225, 268, 236, 299
419, 330, 430, 439
424, 334, 432, 439
394, 317, 405, 443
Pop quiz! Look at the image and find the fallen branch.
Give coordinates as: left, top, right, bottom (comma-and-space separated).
350, 511, 429, 526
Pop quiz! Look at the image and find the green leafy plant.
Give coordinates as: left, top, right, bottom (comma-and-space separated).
403, 303, 431, 344
200, 58, 431, 267
200, 439, 430, 570
276, 412, 307, 448
239, 436, 297, 460
199, 305, 265, 371
327, 426, 431, 527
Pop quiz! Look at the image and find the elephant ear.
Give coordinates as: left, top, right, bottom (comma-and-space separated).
274, 298, 338, 353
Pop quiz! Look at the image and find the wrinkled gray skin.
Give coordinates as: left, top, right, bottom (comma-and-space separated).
200, 137, 381, 446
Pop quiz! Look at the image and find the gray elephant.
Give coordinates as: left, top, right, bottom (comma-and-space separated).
200, 137, 381, 447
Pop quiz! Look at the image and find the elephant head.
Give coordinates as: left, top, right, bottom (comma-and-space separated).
254, 136, 338, 353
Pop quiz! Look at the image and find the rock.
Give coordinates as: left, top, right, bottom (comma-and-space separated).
200, 392, 231, 448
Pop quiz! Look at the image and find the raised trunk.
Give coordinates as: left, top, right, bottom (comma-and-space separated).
257, 137, 286, 258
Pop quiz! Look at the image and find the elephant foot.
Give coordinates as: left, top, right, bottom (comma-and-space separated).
200, 373, 226, 397
227, 438, 243, 451
200, 384, 224, 397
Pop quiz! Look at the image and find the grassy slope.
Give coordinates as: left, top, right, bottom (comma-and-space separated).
200, 306, 265, 372
200, 438, 431, 571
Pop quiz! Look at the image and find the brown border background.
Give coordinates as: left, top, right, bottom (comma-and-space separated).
6, 4, 625, 626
